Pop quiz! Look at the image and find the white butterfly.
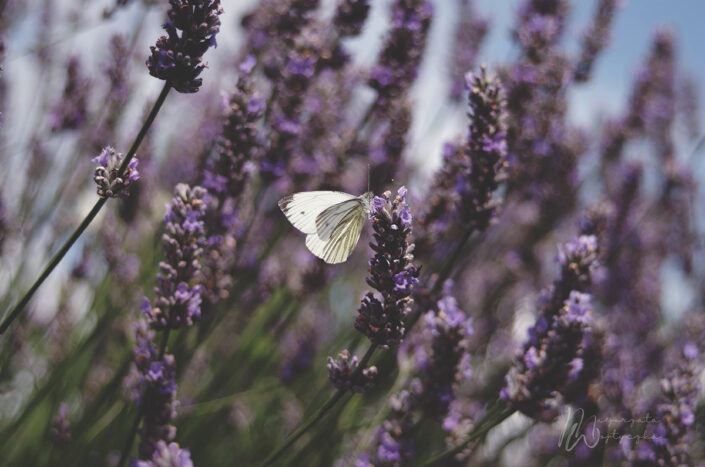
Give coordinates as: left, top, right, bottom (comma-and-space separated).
278, 191, 374, 264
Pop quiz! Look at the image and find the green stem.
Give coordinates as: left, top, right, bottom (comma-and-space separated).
261, 344, 377, 466
422, 402, 515, 466
117, 412, 142, 467
0, 82, 171, 336
260, 389, 346, 466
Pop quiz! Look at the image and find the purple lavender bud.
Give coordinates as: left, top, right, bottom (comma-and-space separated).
334, 0, 370, 37
416, 281, 473, 416
355, 189, 419, 349
449, 0, 488, 101
50, 56, 90, 131
92, 146, 140, 198
417, 68, 507, 254
514, 0, 568, 55
127, 320, 179, 460
143, 184, 206, 330
363, 391, 416, 465
503, 291, 594, 420
327, 350, 378, 393
368, 0, 433, 107
573, 0, 618, 82
623, 348, 700, 465
146, 0, 223, 93
50, 403, 71, 446
134, 441, 194, 467
105, 35, 131, 102
200, 65, 262, 304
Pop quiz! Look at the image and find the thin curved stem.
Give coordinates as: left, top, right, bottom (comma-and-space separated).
261, 344, 377, 466
260, 389, 346, 466
422, 401, 515, 466
0, 82, 172, 336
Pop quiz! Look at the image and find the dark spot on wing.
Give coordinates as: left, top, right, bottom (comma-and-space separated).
301, 211, 305, 215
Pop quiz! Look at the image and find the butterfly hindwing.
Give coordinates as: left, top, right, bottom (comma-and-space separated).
315, 198, 364, 241
278, 191, 357, 235
305, 207, 365, 264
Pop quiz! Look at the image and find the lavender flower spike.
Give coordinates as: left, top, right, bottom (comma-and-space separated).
129, 320, 179, 460
355, 187, 419, 349
142, 184, 207, 330
146, 0, 223, 93
92, 146, 140, 198
501, 291, 594, 420
417, 281, 473, 416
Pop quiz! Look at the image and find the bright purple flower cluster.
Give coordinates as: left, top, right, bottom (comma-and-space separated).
416, 281, 473, 417
146, 0, 223, 93
334, 0, 370, 37
355, 187, 418, 349
131, 320, 178, 459
368, 0, 433, 107
92, 146, 140, 198
327, 350, 378, 393
134, 441, 194, 467
142, 184, 206, 330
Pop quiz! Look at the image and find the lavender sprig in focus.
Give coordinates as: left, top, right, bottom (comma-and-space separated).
146, 0, 223, 93
92, 146, 140, 198
355, 187, 418, 349
142, 184, 207, 330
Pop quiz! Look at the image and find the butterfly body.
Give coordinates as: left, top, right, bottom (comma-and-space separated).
278, 191, 373, 264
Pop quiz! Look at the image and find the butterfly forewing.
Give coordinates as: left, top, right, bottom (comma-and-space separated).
278, 191, 357, 234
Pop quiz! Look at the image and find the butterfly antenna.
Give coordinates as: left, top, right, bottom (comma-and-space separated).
367, 164, 370, 194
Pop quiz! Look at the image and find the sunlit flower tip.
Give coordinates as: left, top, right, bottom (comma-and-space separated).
134, 441, 194, 467
371, 196, 387, 215
92, 146, 140, 198
146, 0, 224, 93
327, 350, 377, 393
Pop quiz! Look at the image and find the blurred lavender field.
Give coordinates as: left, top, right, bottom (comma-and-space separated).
1, 0, 704, 465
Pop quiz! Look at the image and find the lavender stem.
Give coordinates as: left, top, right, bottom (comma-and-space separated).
0, 82, 172, 336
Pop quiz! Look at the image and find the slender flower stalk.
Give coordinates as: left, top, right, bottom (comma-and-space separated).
0, 82, 172, 337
